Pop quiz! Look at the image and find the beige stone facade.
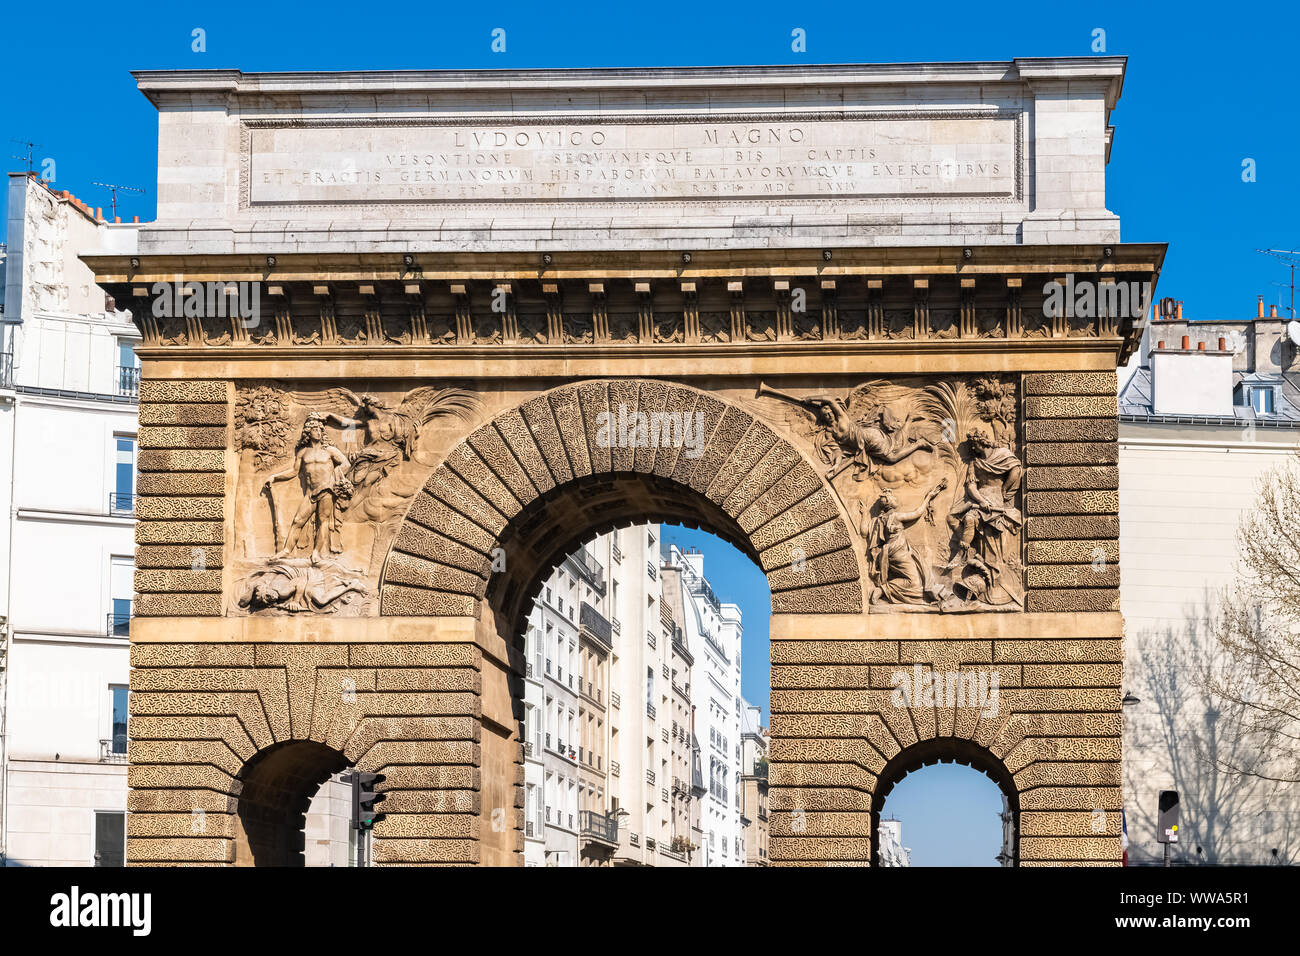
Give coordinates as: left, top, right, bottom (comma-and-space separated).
89, 60, 1162, 866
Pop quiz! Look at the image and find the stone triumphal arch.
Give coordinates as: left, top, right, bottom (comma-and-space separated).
91, 58, 1163, 865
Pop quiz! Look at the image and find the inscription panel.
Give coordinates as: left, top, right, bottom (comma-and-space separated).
246, 113, 1019, 207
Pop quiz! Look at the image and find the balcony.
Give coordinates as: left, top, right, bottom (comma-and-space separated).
610, 691, 621, 709
580, 810, 618, 846
571, 547, 605, 588
107, 612, 131, 639
100, 737, 127, 763
647, 560, 657, 581
0, 352, 12, 388
579, 601, 613, 651
646, 702, 656, 719
646, 770, 655, 786
116, 365, 141, 397
109, 492, 135, 515
610, 617, 621, 636
610, 760, 621, 777
526, 821, 536, 838
611, 544, 623, 563
646, 630, 656, 649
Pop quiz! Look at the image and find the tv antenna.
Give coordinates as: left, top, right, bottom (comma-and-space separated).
1256, 249, 1300, 319
10, 139, 41, 174
92, 182, 146, 220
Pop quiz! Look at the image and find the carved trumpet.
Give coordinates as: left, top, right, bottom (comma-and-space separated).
755, 381, 816, 408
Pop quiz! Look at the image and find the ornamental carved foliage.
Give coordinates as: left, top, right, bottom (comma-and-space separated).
232, 382, 481, 616
756, 374, 1023, 612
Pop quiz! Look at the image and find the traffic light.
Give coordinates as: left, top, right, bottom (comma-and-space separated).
1157, 789, 1179, 844
347, 771, 387, 830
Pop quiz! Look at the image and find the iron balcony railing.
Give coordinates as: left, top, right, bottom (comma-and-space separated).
610, 691, 621, 709
646, 702, 656, 719
107, 612, 131, 638
571, 547, 605, 587
580, 810, 618, 844
100, 736, 128, 763
109, 492, 135, 515
579, 601, 613, 651
610, 760, 621, 777
647, 560, 657, 581
0, 352, 13, 388
116, 365, 141, 397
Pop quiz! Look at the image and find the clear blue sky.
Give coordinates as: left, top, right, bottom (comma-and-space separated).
4, 0, 1298, 318
7, 0, 1289, 864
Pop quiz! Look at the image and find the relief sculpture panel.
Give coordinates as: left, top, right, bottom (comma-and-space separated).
755, 374, 1023, 611
232, 383, 481, 615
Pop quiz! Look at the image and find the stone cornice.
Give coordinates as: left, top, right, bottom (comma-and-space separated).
131, 57, 1128, 104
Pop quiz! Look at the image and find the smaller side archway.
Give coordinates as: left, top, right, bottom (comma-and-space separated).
233, 740, 351, 867
870, 737, 1019, 867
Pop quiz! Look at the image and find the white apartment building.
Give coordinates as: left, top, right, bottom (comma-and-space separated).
1, 173, 141, 867
666, 544, 744, 866
1118, 295, 1300, 865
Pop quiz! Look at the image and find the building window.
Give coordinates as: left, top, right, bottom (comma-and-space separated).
110, 557, 133, 637
1252, 387, 1276, 414
116, 340, 140, 397
112, 437, 136, 513
94, 811, 125, 867
110, 685, 129, 754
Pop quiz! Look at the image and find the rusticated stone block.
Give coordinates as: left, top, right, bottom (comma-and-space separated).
139, 379, 227, 403
1024, 418, 1117, 442
379, 585, 477, 617
769, 761, 875, 790
373, 813, 477, 839
1020, 786, 1122, 811
768, 787, 873, 811
373, 838, 479, 864
1026, 539, 1118, 564
769, 836, 870, 861
994, 639, 1122, 663
1024, 466, 1118, 491
384, 551, 485, 598
1025, 442, 1118, 466
135, 520, 224, 545
755, 513, 849, 568
768, 713, 895, 746
1026, 564, 1120, 588
128, 811, 236, 839
374, 668, 482, 693
128, 787, 231, 813
770, 581, 862, 614
771, 665, 872, 690
349, 644, 479, 668
1026, 515, 1119, 540
126, 836, 234, 863
999, 688, 1119, 712
1026, 490, 1119, 516
139, 425, 227, 449
898, 640, 993, 663
135, 544, 224, 569
137, 449, 226, 472
1004, 736, 1121, 773
1014, 761, 1121, 789
770, 640, 899, 665
138, 403, 229, 425
1023, 372, 1117, 395
128, 740, 244, 776
769, 811, 871, 837
1025, 589, 1120, 613
128, 763, 235, 792
1019, 836, 1121, 861
1024, 395, 1118, 418
135, 496, 224, 520
769, 738, 885, 772
1019, 811, 1120, 837
364, 740, 480, 766
133, 592, 223, 616
770, 690, 870, 714
1021, 663, 1123, 686
130, 644, 251, 667
765, 548, 859, 592
134, 568, 222, 593
136, 472, 226, 496
381, 789, 481, 814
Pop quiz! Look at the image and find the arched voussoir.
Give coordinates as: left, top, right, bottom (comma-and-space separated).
379, 378, 866, 616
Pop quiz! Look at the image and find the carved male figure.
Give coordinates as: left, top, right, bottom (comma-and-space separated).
946, 429, 1024, 598
262, 413, 352, 561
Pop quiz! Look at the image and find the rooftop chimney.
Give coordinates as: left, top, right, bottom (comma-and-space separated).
1176, 301, 1184, 321
1271, 305, 1279, 318
1181, 335, 1190, 350
1258, 295, 1266, 318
